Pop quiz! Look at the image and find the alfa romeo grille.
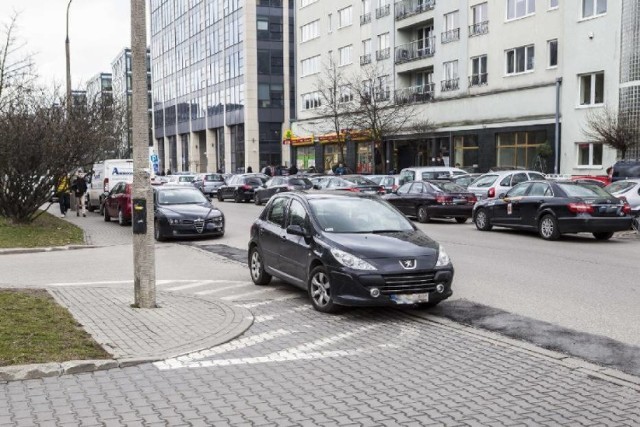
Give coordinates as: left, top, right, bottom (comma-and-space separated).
193, 219, 205, 233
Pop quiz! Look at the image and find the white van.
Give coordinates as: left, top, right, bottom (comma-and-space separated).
399, 166, 468, 184
87, 159, 134, 211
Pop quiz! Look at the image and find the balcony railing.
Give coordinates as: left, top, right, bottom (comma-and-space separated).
376, 47, 391, 61
469, 73, 488, 87
395, 0, 436, 21
441, 78, 459, 92
394, 84, 435, 104
394, 38, 436, 64
376, 4, 391, 18
441, 28, 460, 44
469, 21, 489, 37
360, 54, 372, 65
360, 13, 371, 25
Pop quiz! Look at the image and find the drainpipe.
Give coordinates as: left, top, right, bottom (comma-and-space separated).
554, 77, 562, 174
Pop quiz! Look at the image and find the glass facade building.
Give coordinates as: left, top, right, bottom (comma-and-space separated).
150, 0, 295, 174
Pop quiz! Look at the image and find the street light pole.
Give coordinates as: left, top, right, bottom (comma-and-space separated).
65, 0, 73, 111
131, 0, 156, 308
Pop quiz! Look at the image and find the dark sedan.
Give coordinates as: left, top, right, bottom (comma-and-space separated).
217, 174, 267, 202
248, 192, 454, 313
154, 186, 225, 241
472, 180, 633, 240
384, 180, 477, 223
254, 176, 313, 205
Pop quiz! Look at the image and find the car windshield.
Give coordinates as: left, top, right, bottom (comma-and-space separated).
288, 178, 312, 186
558, 183, 614, 198
309, 197, 414, 233
471, 174, 498, 188
368, 176, 383, 185
430, 181, 466, 193
605, 181, 635, 193
343, 176, 376, 185
157, 189, 208, 205
205, 174, 224, 182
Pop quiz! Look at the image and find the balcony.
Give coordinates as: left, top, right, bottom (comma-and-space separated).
376, 47, 391, 61
360, 13, 371, 25
360, 54, 372, 66
441, 78, 459, 92
441, 28, 460, 44
469, 21, 489, 37
395, 0, 436, 21
394, 38, 436, 64
376, 4, 391, 19
394, 84, 435, 104
468, 73, 488, 87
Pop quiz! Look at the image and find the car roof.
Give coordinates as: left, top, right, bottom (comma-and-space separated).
478, 170, 544, 178
275, 190, 377, 200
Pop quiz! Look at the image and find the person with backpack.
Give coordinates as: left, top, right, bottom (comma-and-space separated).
56, 174, 71, 218
71, 170, 88, 217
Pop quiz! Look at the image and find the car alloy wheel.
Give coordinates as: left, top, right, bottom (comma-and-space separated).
539, 214, 560, 240
249, 247, 271, 286
474, 209, 492, 231
417, 205, 430, 223
308, 266, 340, 313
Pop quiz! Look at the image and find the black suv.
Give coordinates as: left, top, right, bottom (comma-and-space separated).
217, 174, 268, 202
611, 160, 640, 182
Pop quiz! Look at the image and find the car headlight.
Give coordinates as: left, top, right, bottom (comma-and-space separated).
169, 218, 181, 225
435, 245, 451, 267
330, 248, 376, 270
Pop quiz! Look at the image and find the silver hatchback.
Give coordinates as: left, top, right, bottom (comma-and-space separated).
467, 170, 547, 200
605, 179, 640, 214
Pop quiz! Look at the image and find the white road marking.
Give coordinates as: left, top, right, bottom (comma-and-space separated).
235, 294, 302, 308
194, 282, 254, 295
220, 288, 278, 300
254, 306, 311, 323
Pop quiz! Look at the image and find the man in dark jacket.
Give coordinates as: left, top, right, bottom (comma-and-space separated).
289, 164, 298, 175
71, 170, 88, 217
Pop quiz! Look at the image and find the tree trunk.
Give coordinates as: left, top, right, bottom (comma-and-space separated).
131, 0, 156, 308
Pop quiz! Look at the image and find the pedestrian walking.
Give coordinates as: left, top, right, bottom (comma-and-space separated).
335, 163, 346, 175
246, 166, 253, 173
264, 165, 273, 177
289, 164, 298, 175
71, 170, 88, 217
56, 174, 71, 218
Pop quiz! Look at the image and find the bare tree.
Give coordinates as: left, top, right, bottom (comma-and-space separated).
348, 64, 417, 173
583, 106, 639, 160
0, 13, 35, 111
313, 57, 354, 166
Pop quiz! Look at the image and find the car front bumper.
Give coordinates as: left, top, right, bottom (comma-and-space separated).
165, 221, 224, 238
327, 266, 454, 307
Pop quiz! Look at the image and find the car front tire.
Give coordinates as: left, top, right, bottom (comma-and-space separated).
593, 231, 614, 240
249, 246, 271, 286
417, 205, 430, 223
234, 191, 242, 203
308, 265, 340, 313
118, 208, 127, 226
474, 209, 492, 231
538, 214, 560, 240
217, 192, 224, 202
154, 220, 164, 241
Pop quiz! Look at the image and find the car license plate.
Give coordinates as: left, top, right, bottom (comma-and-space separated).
391, 293, 429, 304
453, 198, 466, 204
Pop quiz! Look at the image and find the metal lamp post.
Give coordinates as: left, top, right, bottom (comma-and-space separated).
65, 0, 73, 110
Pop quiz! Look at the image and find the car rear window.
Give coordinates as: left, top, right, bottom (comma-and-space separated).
606, 181, 635, 193
179, 176, 195, 182
245, 177, 263, 185
472, 174, 498, 188
429, 181, 466, 193
205, 174, 224, 182
288, 178, 312, 186
344, 176, 376, 185
558, 183, 613, 198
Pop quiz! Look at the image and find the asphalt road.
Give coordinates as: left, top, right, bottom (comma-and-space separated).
206, 198, 640, 348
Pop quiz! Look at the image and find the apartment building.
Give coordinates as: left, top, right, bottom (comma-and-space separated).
86, 72, 113, 106
292, 0, 639, 175
150, 0, 295, 174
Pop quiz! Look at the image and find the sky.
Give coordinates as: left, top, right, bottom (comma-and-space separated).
0, 0, 145, 88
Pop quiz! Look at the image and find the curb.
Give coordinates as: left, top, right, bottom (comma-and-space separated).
0, 245, 101, 256
404, 310, 640, 392
0, 358, 155, 382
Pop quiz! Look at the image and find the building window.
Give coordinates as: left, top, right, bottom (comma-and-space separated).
338, 6, 353, 28
470, 55, 488, 86
300, 0, 318, 8
361, 0, 371, 24
582, 0, 606, 19
506, 0, 535, 20
470, 3, 489, 36
549, 0, 559, 9
577, 142, 603, 166
301, 55, 320, 77
301, 92, 321, 110
328, 13, 332, 33
454, 136, 479, 168
300, 20, 319, 42
339, 85, 353, 103
339, 45, 353, 66
442, 11, 460, 43
361, 39, 372, 65
506, 45, 535, 75
548, 39, 558, 67
496, 131, 547, 169
376, 32, 390, 60
257, 18, 269, 31
579, 72, 604, 105
442, 60, 459, 91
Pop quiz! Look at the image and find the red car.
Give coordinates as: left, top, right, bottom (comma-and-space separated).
102, 182, 132, 225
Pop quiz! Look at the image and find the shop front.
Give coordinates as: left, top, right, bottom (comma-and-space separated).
356, 142, 374, 174
290, 136, 315, 170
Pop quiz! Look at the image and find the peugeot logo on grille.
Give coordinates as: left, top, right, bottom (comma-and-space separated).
399, 259, 417, 269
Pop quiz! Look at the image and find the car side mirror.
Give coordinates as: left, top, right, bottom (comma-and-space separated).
286, 224, 309, 238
